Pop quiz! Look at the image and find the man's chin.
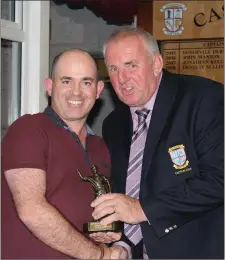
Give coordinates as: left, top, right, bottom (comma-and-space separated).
63, 112, 88, 122
120, 97, 142, 107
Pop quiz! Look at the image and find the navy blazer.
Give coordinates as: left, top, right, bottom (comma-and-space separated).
102, 71, 224, 259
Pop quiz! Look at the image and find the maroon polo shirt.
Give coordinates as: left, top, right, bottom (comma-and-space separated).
1, 107, 111, 259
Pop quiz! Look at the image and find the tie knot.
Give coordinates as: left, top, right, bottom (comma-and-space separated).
135, 108, 150, 121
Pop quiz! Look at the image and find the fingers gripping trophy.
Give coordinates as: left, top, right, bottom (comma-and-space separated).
77, 165, 122, 233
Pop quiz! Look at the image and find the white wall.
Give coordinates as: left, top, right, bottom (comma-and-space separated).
50, 1, 130, 62
1, 1, 50, 132
50, 1, 132, 136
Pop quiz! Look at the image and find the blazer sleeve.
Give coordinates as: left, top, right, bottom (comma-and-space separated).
142, 81, 224, 238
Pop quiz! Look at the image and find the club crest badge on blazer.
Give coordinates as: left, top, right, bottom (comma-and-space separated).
168, 144, 192, 174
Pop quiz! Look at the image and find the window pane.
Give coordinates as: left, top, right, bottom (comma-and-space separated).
1, 39, 21, 138
1, 0, 15, 21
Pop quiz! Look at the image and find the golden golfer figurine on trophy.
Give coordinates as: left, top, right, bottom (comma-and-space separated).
77, 165, 122, 233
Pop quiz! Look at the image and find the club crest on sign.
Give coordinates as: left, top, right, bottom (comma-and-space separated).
168, 144, 189, 170
160, 3, 187, 36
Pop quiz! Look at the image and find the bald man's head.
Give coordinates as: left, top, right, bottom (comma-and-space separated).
45, 48, 104, 128
51, 49, 98, 80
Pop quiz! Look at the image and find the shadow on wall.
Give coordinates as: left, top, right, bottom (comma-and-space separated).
87, 82, 119, 127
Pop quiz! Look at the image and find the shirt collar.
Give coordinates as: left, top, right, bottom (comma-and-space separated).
44, 106, 94, 136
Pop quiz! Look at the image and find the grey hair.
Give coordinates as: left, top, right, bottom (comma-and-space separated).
102, 26, 160, 58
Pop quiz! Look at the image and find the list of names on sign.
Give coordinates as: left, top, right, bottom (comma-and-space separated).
161, 39, 224, 84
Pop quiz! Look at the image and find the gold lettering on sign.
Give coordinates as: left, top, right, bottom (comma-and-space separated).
194, 5, 224, 27
161, 39, 224, 84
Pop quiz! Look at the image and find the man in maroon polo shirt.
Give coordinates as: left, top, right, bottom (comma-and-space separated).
2, 49, 127, 259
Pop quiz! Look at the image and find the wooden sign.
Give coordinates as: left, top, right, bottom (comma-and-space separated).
161, 39, 224, 83
137, 1, 224, 40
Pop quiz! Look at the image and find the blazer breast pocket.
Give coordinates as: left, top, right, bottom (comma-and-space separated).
167, 140, 199, 177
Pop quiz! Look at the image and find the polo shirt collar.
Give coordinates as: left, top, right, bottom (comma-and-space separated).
44, 106, 94, 136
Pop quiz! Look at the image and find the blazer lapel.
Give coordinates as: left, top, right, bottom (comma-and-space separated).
117, 102, 133, 158
113, 103, 132, 193
142, 71, 179, 180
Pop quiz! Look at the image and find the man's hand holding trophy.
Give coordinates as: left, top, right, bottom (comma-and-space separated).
77, 165, 127, 259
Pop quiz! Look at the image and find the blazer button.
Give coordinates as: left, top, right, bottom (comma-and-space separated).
169, 226, 173, 230
173, 225, 177, 228
165, 229, 170, 233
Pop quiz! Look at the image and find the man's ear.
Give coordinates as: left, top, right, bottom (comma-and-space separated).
153, 54, 164, 76
44, 78, 53, 96
96, 80, 104, 99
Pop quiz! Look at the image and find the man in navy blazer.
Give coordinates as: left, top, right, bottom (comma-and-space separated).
90, 27, 224, 259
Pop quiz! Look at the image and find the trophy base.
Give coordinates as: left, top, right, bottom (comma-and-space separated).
84, 221, 122, 234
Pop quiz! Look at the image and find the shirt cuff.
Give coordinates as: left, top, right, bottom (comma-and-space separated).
113, 241, 132, 259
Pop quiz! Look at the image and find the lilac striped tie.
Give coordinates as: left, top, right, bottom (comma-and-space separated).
124, 108, 150, 245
